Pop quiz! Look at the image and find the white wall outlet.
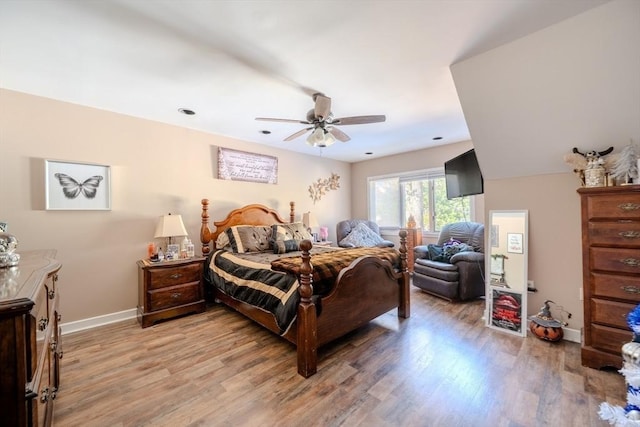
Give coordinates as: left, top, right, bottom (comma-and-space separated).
527, 280, 535, 289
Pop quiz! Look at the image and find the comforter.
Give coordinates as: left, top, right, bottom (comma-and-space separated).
204, 246, 399, 334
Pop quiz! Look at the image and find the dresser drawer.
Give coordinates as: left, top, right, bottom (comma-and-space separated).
586, 194, 640, 220
588, 221, 640, 246
590, 247, 640, 274
592, 272, 640, 302
146, 263, 202, 290
590, 323, 632, 354
148, 282, 201, 311
591, 298, 636, 329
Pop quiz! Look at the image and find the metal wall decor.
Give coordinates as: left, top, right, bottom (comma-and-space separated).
308, 173, 340, 204
45, 160, 111, 210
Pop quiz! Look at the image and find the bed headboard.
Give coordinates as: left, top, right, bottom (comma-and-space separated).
200, 199, 295, 255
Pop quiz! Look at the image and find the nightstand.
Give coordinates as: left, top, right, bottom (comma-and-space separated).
137, 256, 206, 328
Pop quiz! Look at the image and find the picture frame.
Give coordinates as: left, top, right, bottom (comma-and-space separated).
507, 233, 523, 254
489, 288, 523, 335
45, 160, 111, 210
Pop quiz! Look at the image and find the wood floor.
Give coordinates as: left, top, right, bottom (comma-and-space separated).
54, 287, 625, 427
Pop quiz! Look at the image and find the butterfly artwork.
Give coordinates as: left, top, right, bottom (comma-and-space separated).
54, 173, 104, 199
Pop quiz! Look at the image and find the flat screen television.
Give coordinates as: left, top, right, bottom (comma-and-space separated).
444, 149, 484, 199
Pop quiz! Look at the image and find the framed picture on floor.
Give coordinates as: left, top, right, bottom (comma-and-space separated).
45, 160, 111, 210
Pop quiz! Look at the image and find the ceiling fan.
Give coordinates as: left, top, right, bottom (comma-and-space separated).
256, 93, 386, 147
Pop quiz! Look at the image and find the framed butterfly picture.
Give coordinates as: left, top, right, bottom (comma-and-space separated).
45, 160, 111, 210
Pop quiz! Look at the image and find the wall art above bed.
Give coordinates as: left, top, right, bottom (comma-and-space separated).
217, 147, 278, 184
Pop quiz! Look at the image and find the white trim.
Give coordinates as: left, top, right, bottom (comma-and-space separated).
60, 308, 137, 335
563, 327, 581, 344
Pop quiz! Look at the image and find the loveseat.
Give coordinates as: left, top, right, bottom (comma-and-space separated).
413, 222, 485, 301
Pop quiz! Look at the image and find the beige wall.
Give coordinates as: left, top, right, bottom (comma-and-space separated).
484, 173, 584, 330
350, 140, 484, 223
0, 89, 351, 323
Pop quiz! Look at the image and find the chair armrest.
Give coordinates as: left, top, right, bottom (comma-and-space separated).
414, 245, 431, 260
450, 251, 484, 264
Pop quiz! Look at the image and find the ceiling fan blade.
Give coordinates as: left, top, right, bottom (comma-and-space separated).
314, 94, 332, 120
328, 127, 350, 142
331, 115, 386, 125
284, 127, 313, 141
256, 117, 310, 124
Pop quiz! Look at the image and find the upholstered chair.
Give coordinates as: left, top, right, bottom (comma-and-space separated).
336, 219, 395, 248
413, 222, 485, 301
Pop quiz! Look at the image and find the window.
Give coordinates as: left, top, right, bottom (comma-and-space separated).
368, 168, 473, 233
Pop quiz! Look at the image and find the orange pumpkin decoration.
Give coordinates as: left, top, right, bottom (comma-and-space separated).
529, 321, 564, 342
528, 300, 566, 342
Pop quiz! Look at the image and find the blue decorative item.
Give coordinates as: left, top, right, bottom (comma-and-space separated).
628, 305, 640, 342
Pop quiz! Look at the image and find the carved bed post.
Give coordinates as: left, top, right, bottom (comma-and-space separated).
398, 230, 410, 318
297, 239, 317, 377
200, 199, 211, 256
289, 201, 295, 223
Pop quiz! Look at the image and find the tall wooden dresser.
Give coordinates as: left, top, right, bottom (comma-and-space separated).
578, 186, 640, 369
0, 250, 62, 426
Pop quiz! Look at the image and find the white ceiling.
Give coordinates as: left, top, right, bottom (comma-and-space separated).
0, 0, 609, 163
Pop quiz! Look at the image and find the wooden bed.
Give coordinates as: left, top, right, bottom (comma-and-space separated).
199, 199, 410, 377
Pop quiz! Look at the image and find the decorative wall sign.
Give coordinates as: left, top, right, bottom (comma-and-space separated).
507, 233, 523, 254
45, 160, 111, 210
491, 289, 522, 333
217, 147, 278, 184
309, 173, 340, 204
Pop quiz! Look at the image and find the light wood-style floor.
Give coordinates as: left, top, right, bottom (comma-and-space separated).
55, 287, 625, 427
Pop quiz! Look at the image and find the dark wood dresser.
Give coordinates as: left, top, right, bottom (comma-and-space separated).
137, 257, 206, 328
0, 249, 62, 426
578, 185, 640, 369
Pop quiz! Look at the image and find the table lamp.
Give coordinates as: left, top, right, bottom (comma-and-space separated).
302, 212, 319, 241
154, 213, 188, 250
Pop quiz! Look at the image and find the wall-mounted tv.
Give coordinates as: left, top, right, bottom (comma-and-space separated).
444, 149, 484, 199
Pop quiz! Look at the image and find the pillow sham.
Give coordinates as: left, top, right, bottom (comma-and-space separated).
273, 239, 300, 254
225, 225, 272, 253
338, 222, 385, 248
215, 232, 230, 249
271, 222, 313, 242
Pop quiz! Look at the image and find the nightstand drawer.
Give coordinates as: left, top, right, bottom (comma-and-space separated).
148, 282, 201, 311
146, 263, 202, 289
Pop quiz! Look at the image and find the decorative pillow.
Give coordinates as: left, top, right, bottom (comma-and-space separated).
225, 225, 272, 253
215, 232, 230, 249
273, 239, 300, 254
429, 238, 474, 263
338, 222, 385, 248
271, 222, 313, 243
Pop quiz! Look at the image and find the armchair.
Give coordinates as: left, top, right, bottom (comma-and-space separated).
336, 219, 395, 248
413, 222, 485, 301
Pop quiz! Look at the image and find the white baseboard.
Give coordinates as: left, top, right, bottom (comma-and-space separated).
60, 308, 137, 335
563, 327, 581, 344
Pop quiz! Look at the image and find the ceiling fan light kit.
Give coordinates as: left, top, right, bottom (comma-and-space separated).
306, 128, 336, 148
256, 93, 385, 147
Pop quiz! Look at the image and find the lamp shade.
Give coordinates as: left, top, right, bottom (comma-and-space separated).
302, 212, 319, 229
154, 214, 188, 238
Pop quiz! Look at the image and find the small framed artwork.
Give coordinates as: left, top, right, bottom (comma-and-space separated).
45, 160, 111, 210
507, 233, 523, 254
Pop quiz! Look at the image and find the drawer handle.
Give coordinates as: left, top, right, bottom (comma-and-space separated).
38, 317, 48, 331
618, 202, 640, 211
169, 273, 183, 280
620, 258, 640, 267
619, 231, 640, 239
48, 289, 55, 299
622, 285, 640, 294
171, 293, 182, 299
40, 387, 49, 403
